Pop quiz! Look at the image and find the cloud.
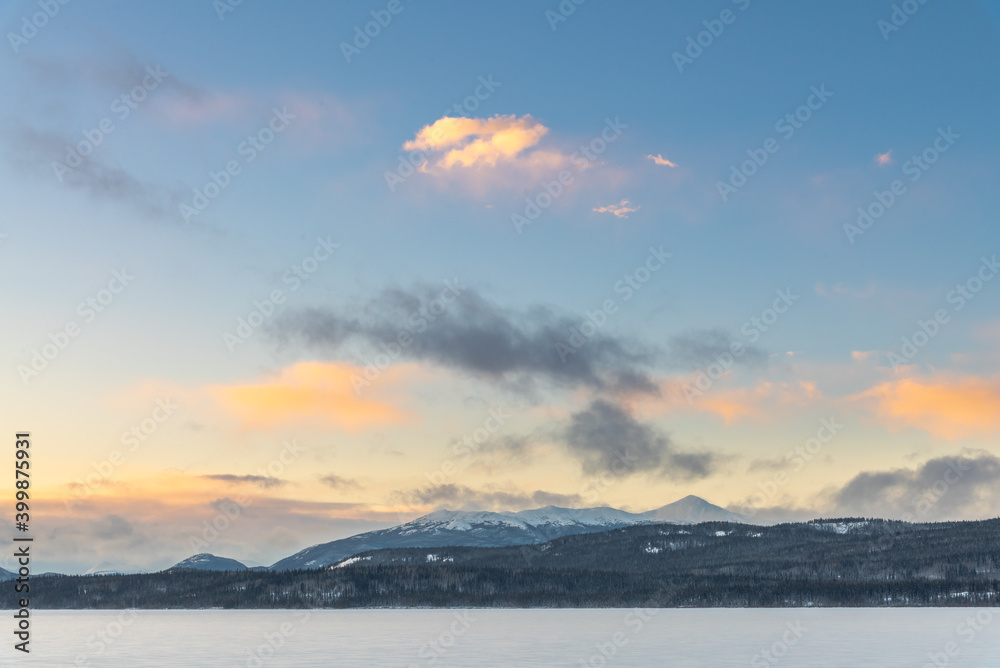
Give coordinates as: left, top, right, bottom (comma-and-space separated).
403, 114, 558, 170
319, 474, 362, 491
394, 484, 582, 511
562, 399, 716, 479
210, 361, 411, 429
20, 52, 251, 127
693, 381, 822, 424
593, 199, 639, 218
202, 474, 286, 489
875, 150, 893, 166
666, 328, 768, 370
831, 453, 1000, 521
90, 514, 135, 541
8, 124, 186, 220
646, 153, 677, 167
852, 375, 1000, 439
271, 284, 659, 396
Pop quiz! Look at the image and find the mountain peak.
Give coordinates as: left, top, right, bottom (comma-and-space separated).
170, 553, 247, 572
642, 496, 748, 524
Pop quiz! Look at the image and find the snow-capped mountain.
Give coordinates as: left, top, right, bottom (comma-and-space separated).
640, 494, 748, 524
170, 553, 247, 571
270, 496, 750, 571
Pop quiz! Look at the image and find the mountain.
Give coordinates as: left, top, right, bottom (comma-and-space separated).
640, 495, 748, 524
170, 553, 247, 571
270, 496, 750, 571
0, 567, 15, 581
18, 517, 1000, 609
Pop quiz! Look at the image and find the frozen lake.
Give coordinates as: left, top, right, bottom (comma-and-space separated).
17, 608, 1000, 666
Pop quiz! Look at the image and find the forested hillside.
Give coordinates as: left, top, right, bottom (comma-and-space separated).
7, 519, 998, 609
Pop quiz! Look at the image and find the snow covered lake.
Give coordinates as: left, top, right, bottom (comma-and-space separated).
20, 608, 1000, 666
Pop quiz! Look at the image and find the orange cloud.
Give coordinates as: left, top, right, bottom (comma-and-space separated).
646, 153, 677, 167
593, 199, 639, 218
211, 361, 411, 430
694, 381, 821, 423
853, 375, 1000, 439
875, 150, 893, 166
403, 114, 555, 170
630, 379, 821, 424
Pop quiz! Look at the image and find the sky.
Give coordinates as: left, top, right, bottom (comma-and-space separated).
2, 0, 999, 574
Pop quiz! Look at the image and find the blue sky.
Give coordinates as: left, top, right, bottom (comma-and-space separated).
2, 0, 1000, 573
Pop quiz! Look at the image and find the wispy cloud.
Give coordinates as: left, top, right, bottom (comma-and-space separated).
209, 361, 413, 429
593, 199, 639, 218
646, 153, 677, 167
875, 150, 893, 166
393, 484, 582, 511
8, 124, 186, 220
319, 474, 362, 491
202, 474, 287, 489
852, 374, 1000, 439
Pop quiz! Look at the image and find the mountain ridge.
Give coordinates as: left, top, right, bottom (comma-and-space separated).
269, 495, 750, 571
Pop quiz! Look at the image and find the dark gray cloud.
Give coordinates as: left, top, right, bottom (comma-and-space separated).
8, 124, 186, 219
319, 474, 362, 491
394, 484, 583, 511
90, 514, 135, 541
203, 474, 286, 489
831, 453, 1000, 521
666, 327, 768, 370
562, 399, 716, 479
19, 50, 222, 114
271, 285, 659, 395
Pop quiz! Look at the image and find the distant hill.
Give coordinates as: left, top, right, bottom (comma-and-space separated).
169, 553, 247, 571
11, 517, 1000, 609
271, 495, 749, 570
